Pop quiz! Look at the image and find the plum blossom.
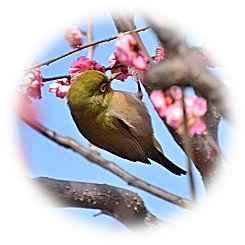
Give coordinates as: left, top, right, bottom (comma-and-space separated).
65, 26, 83, 48
17, 89, 39, 128
115, 34, 148, 70
69, 56, 105, 82
150, 87, 207, 137
48, 78, 71, 98
23, 62, 42, 99
109, 53, 129, 82
150, 90, 168, 118
165, 101, 183, 128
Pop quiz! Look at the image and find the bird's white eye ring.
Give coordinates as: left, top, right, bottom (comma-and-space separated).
100, 82, 107, 93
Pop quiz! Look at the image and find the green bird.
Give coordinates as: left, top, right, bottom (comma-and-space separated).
67, 70, 186, 176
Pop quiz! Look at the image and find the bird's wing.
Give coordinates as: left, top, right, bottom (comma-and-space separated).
152, 135, 164, 154
116, 117, 151, 164
104, 111, 151, 164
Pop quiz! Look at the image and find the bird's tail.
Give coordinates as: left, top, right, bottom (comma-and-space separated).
149, 149, 187, 176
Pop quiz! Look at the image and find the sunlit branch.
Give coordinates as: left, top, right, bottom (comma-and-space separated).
87, 16, 94, 59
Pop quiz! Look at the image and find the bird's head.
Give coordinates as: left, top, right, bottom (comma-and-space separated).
67, 70, 121, 112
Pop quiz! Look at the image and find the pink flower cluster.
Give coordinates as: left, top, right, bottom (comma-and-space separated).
23, 62, 43, 99
115, 34, 149, 70
68, 56, 105, 83
65, 26, 83, 48
47, 56, 105, 98
109, 53, 129, 82
17, 89, 39, 128
48, 78, 71, 98
150, 87, 207, 137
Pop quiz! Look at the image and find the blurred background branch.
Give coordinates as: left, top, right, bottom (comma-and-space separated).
109, 12, 226, 188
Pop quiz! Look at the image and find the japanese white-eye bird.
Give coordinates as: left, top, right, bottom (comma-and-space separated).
67, 70, 186, 176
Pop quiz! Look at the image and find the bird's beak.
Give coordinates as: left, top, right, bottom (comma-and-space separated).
108, 72, 122, 82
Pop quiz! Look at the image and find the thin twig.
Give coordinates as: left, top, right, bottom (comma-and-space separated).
22, 118, 194, 209
204, 133, 228, 163
87, 16, 94, 59
42, 75, 70, 82
86, 17, 99, 153
22, 26, 150, 72
181, 87, 196, 201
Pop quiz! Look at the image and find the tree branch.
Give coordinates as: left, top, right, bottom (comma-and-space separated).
143, 16, 225, 187
23, 26, 150, 72
87, 16, 94, 59
144, 16, 229, 120
145, 55, 230, 120
110, 10, 152, 64
180, 87, 196, 201
22, 118, 193, 209
109, 14, 225, 187
35, 177, 167, 232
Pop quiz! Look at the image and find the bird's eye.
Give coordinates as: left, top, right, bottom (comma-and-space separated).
99, 82, 107, 93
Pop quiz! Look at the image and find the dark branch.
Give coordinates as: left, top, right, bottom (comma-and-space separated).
35, 177, 166, 231
142, 15, 226, 187
22, 118, 194, 209
42, 74, 70, 82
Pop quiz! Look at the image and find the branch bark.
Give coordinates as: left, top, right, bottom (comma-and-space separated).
22, 118, 193, 209
35, 177, 167, 232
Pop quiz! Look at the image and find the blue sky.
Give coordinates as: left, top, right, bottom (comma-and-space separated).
19, 11, 229, 231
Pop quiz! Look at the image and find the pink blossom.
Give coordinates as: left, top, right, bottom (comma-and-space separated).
165, 99, 207, 136
154, 42, 165, 62
165, 101, 183, 128
69, 56, 105, 82
23, 62, 42, 99
56, 85, 70, 98
48, 78, 71, 98
150, 90, 168, 118
188, 118, 206, 137
17, 89, 39, 128
185, 96, 207, 117
65, 26, 83, 48
150, 87, 207, 137
164, 86, 182, 102
115, 34, 148, 70
109, 53, 129, 82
